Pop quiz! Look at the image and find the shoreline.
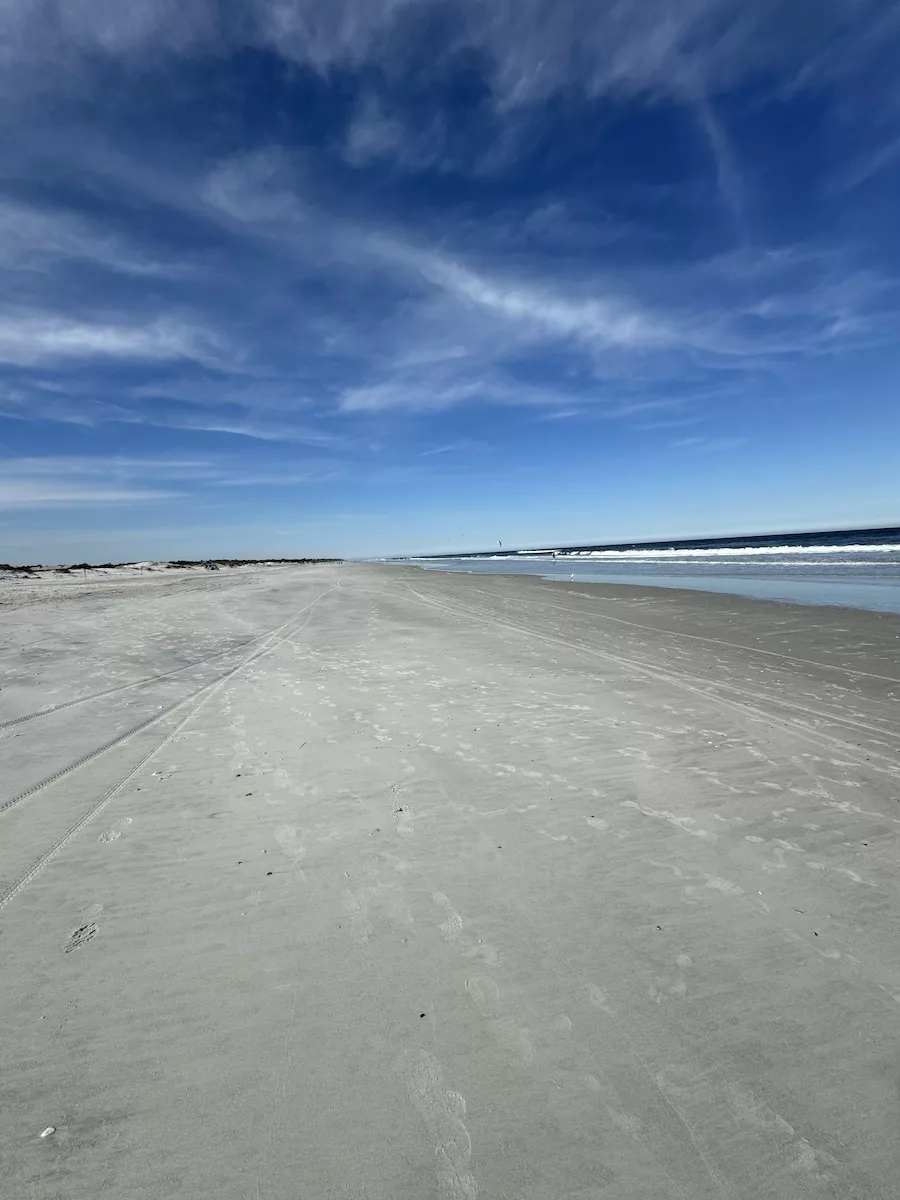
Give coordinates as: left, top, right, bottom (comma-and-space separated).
404, 558, 900, 616
379, 562, 900, 672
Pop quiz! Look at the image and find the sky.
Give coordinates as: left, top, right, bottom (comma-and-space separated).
2, 0, 900, 562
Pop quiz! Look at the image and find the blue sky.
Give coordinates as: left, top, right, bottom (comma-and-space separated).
2, 0, 900, 561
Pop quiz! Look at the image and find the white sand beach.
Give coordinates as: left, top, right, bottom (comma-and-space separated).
2, 561, 899, 1198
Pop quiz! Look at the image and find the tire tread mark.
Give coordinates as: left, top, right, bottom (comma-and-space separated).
0, 633, 261, 730
462, 587, 899, 744
464, 582, 900, 686
0, 569, 326, 728
0, 585, 333, 909
401, 584, 900, 779
0, 587, 334, 818
0, 694, 212, 910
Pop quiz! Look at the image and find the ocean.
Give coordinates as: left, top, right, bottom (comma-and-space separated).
400, 526, 900, 615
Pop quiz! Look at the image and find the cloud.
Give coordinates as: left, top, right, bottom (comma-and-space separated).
0, 456, 184, 507
2, 140, 891, 434
420, 439, 485, 456
835, 135, 900, 192
4, 1, 898, 232
339, 374, 480, 414
8, 1, 895, 113
126, 411, 345, 446
0, 482, 178, 508
682, 83, 748, 236
409, 251, 678, 350
534, 409, 583, 421
0, 0, 897, 455
671, 435, 745, 451
338, 364, 598, 414
5, 456, 210, 477
0, 316, 219, 367
0, 198, 192, 281
0, 453, 353, 512
341, 95, 433, 169
633, 414, 707, 431
327, 228, 897, 414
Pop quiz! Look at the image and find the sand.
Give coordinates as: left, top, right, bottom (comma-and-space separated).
2, 561, 899, 1199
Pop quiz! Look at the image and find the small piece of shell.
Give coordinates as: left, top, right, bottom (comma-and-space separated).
40, 1127, 55, 1138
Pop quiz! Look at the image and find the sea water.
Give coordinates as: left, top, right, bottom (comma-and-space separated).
401, 531, 900, 615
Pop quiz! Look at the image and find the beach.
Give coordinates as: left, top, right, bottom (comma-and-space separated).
2, 561, 899, 1198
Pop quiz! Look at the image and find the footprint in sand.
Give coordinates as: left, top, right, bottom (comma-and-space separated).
274, 825, 306, 869
392, 789, 414, 836
98, 817, 132, 843
342, 890, 372, 945
433, 893, 464, 943
398, 1049, 478, 1200
465, 976, 536, 1064
649, 953, 693, 1003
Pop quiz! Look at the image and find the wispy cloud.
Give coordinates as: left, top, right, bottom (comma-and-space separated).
0, 482, 179, 508
835, 136, 900, 192
15, 1, 887, 107
634, 414, 707, 431
6, 3, 897, 158
341, 95, 443, 171
0, 454, 343, 510
126, 411, 346, 447
0, 199, 191, 279
685, 85, 749, 238
671, 435, 746, 451
420, 440, 485, 457
1, 147, 893, 434
409, 250, 678, 350
534, 409, 584, 421
0, 316, 219, 367
0, 456, 185, 508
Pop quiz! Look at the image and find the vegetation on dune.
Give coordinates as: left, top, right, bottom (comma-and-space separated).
2, 558, 342, 573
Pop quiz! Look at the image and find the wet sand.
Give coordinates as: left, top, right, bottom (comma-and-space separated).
2, 562, 899, 1199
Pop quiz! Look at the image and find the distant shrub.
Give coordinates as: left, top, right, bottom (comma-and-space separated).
0, 556, 342, 574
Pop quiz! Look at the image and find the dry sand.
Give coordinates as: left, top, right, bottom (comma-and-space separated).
2, 561, 899, 1199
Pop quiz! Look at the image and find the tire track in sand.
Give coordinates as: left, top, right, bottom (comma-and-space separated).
0, 589, 333, 818
0, 588, 334, 909
400, 585, 900, 780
